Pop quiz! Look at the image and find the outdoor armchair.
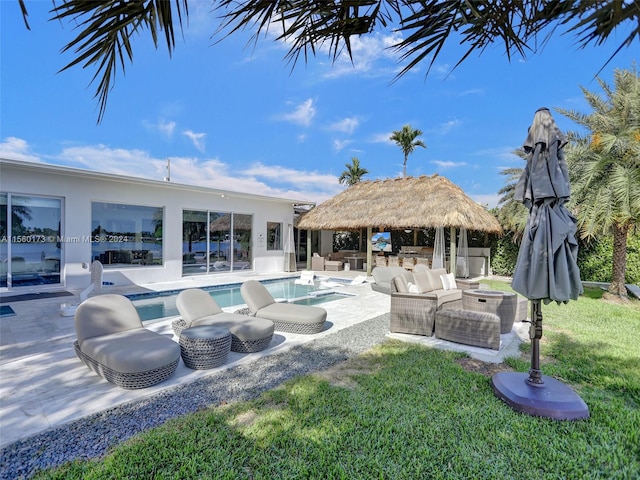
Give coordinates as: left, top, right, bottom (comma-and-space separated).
240, 280, 327, 334
73, 294, 180, 389
174, 288, 274, 353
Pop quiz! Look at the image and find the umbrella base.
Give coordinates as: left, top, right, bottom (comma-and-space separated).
491, 372, 589, 420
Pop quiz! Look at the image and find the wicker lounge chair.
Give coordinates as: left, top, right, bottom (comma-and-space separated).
240, 280, 327, 334
173, 289, 274, 353
73, 294, 180, 389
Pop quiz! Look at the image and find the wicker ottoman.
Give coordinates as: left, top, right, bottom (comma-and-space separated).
462, 289, 517, 334
179, 326, 232, 369
515, 296, 529, 322
435, 309, 501, 350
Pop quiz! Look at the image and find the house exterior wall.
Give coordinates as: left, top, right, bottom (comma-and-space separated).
0, 159, 311, 291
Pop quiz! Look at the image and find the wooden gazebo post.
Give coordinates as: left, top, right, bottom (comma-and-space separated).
366, 226, 373, 276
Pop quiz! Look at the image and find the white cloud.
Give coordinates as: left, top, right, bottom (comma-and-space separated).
432, 119, 461, 135
475, 146, 522, 162
142, 118, 177, 138
431, 63, 452, 78
0, 137, 41, 162
469, 193, 501, 209
459, 88, 484, 96
370, 132, 394, 144
322, 32, 403, 79
159, 119, 177, 137
183, 130, 207, 152
3, 140, 342, 205
329, 116, 359, 135
432, 160, 467, 169
277, 99, 316, 127
54, 144, 164, 179
333, 139, 351, 152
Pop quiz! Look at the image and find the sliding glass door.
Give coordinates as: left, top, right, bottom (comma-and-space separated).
182, 210, 252, 275
0, 193, 62, 288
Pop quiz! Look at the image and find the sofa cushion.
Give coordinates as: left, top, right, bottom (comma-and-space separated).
372, 266, 406, 283
176, 289, 223, 323
394, 275, 410, 293
413, 270, 434, 292
192, 313, 275, 341
430, 288, 463, 308
80, 328, 180, 374
426, 268, 448, 290
258, 303, 327, 325
241, 280, 276, 313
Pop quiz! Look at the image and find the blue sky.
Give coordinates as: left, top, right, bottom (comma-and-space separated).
1, 2, 637, 208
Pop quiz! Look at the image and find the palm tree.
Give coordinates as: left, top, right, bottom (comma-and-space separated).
338, 157, 369, 186
496, 159, 528, 242
17, 1, 640, 123
557, 66, 640, 297
390, 125, 426, 177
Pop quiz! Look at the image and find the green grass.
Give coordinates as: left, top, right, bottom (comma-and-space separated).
36, 283, 640, 479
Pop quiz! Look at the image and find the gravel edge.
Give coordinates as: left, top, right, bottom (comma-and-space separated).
1, 313, 390, 480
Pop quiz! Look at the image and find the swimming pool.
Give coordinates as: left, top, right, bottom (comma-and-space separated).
130, 277, 351, 321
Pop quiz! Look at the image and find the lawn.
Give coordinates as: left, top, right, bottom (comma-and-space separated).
36, 283, 640, 479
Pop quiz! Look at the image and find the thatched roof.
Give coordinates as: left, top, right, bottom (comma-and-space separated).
297, 175, 502, 233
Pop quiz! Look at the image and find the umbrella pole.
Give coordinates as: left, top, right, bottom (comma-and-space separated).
490, 296, 589, 419
526, 299, 544, 386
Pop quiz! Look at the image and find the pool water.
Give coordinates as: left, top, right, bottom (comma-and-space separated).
290, 292, 354, 306
131, 278, 349, 321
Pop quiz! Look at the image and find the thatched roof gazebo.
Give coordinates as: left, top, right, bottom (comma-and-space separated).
297, 175, 502, 275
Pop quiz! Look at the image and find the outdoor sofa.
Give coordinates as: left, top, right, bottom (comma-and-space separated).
172, 288, 275, 353
370, 265, 414, 294
240, 280, 327, 334
73, 294, 181, 389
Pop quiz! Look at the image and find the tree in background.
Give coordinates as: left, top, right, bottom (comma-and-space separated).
339, 157, 369, 186
390, 125, 426, 177
558, 66, 640, 297
496, 150, 528, 242
17, 1, 639, 122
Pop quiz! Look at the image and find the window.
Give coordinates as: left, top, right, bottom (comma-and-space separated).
91, 202, 163, 267
0, 193, 62, 287
267, 222, 282, 250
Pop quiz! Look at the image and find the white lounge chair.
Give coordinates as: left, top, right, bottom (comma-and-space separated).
73, 294, 180, 389
295, 271, 315, 285
173, 289, 274, 353
240, 280, 327, 334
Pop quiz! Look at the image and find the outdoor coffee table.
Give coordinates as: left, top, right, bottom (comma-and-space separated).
462, 289, 517, 334
179, 325, 232, 370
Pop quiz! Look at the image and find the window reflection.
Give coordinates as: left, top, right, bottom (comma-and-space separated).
1, 194, 62, 287
91, 202, 163, 267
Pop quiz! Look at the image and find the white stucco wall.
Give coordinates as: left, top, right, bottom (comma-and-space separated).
0, 159, 312, 291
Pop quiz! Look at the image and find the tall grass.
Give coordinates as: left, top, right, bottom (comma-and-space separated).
36, 284, 640, 479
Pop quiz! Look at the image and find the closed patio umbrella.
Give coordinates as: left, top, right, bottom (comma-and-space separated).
432, 227, 445, 269
491, 108, 588, 420
283, 224, 297, 272
456, 227, 469, 278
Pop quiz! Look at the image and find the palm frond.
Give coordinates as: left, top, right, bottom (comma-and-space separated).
52, 0, 188, 123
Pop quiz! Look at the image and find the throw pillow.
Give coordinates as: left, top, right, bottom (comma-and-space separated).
408, 282, 421, 293
440, 273, 458, 291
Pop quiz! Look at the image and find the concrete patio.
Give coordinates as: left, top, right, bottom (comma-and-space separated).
0, 270, 526, 448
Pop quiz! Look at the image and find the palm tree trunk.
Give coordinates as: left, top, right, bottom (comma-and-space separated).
403, 154, 408, 177
608, 223, 629, 297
